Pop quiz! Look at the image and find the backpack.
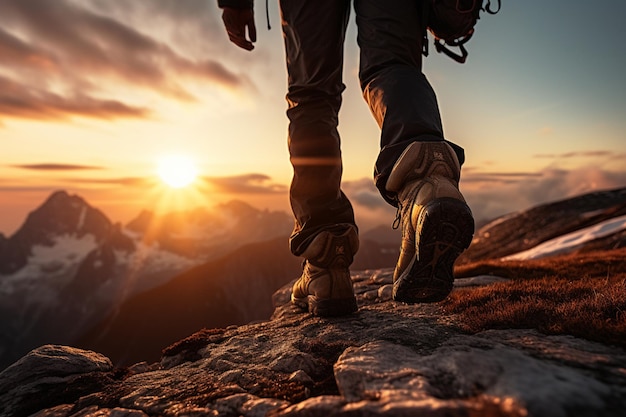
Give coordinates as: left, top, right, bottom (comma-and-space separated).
423, 0, 501, 63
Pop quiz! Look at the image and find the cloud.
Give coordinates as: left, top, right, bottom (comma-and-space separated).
14, 176, 155, 188
338, 168, 626, 229
204, 174, 288, 195
462, 167, 626, 223
533, 150, 615, 159
461, 172, 543, 185
11, 163, 105, 171
0, 173, 287, 194
65, 177, 154, 187
0, 74, 150, 121
0, 26, 57, 70
0, 0, 248, 122
342, 178, 389, 211
0, 185, 65, 193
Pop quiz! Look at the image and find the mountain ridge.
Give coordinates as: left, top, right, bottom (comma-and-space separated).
459, 186, 626, 264
0, 190, 402, 370
0, 191, 294, 370
2, 186, 626, 389
0, 190, 123, 274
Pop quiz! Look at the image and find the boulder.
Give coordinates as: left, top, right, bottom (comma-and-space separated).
0, 345, 113, 417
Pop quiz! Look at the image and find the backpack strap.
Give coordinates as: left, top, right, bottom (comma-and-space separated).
421, 0, 431, 57
434, 32, 472, 63
485, 0, 501, 14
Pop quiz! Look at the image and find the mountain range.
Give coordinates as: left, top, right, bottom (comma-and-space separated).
1, 187, 626, 370
0, 191, 291, 369
0, 191, 399, 370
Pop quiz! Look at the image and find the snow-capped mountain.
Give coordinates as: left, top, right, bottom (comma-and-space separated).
0, 191, 292, 370
0, 191, 128, 275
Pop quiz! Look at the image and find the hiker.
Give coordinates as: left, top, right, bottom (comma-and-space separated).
218, 0, 475, 316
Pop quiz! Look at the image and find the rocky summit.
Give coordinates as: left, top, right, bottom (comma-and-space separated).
1, 268, 625, 417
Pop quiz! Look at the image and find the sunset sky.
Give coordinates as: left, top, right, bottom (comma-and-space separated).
2, 0, 625, 235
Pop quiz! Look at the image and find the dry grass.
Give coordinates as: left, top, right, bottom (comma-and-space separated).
446, 249, 626, 348
162, 327, 227, 361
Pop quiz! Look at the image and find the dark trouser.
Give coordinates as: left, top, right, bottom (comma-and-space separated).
280, 0, 465, 256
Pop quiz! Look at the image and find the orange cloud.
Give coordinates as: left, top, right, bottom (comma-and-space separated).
0, 173, 287, 194
11, 164, 105, 171
65, 177, 155, 187
533, 151, 616, 159
0, 27, 58, 70
0, 0, 249, 122
203, 174, 288, 195
0, 74, 150, 121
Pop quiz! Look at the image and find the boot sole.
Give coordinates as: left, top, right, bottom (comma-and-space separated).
292, 295, 358, 317
393, 198, 474, 303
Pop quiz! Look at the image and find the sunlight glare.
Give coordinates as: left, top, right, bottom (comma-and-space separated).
157, 155, 199, 188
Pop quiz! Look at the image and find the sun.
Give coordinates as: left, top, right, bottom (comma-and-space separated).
157, 155, 199, 188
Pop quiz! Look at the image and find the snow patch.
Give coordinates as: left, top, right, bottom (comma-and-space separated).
76, 205, 87, 230
113, 242, 200, 294
0, 234, 97, 299
503, 215, 626, 260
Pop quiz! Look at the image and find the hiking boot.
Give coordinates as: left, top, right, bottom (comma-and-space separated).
291, 225, 359, 317
386, 141, 474, 303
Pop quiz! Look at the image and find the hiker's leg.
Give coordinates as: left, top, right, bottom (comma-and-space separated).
355, 0, 473, 304
355, 0, 465, 205
280, 0, 356, 255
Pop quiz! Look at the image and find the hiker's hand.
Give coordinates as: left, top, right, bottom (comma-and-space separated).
221, 7, 256, 51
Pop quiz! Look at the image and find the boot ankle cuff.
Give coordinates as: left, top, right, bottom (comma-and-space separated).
386, 141, 461, 193
301, 226, 359, 268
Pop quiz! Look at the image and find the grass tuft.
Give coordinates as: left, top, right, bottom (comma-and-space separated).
447, 249, 626, 348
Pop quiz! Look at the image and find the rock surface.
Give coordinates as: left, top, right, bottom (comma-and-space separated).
1, 269, 625, 417
0, 345, 113, 417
